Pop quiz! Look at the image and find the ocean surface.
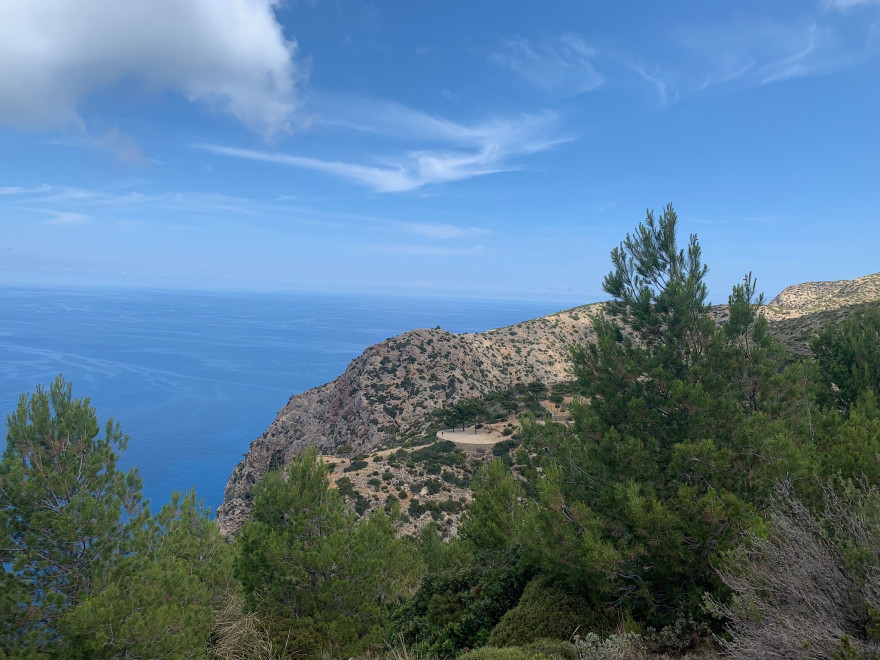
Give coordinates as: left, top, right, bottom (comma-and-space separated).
0, 286, 572, 513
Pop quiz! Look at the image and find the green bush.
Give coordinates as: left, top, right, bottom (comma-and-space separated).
492, 439, 519, 456
408, 499, 425, 518
459, 639, 577, 660
263, 615, 325, 659
393, 549, 530, 656
335, 476, 356, 498
487, 577, 611, 647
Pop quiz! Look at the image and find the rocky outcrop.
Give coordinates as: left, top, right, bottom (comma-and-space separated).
769, 272, 880, 314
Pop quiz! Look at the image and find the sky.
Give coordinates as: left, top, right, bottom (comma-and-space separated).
1, 0, 878, 304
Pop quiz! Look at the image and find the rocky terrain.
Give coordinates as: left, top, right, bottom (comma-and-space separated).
769, 272, 880, 314
216, 305, 601, 535
216, 273, 880, 537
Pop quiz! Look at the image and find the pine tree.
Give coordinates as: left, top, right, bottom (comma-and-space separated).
0, 377, 230, 658
235, 448, 422, 657
0, 376, 144, 654
525, 206, 810, 624
460, 458, 523, 553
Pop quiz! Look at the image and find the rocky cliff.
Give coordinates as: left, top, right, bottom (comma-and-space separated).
216, 304, 603, 535
217, 274, 880, 537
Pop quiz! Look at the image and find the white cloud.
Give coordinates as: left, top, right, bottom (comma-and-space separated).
490, 34, 604, 96
194, 103, 570, 192
0, 0, 303, 137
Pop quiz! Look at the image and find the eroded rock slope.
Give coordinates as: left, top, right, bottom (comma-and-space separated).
217, 304, 602, 535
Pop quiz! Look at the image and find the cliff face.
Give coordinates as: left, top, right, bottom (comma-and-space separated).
216, 304, 602, 536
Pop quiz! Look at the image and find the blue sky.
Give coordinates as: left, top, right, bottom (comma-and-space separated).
1, 0, 878, 303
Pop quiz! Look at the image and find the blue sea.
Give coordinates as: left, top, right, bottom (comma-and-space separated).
0, 286, 571, 513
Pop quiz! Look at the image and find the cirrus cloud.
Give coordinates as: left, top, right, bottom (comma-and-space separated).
194, 102, 571, 193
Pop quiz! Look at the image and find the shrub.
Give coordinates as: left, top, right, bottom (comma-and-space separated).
487, 577, 611, 647
335, 476, 356, 498
492, 439, 519, 456
408, 499, 425, 518
460, 639, 577, 660
715, 482, 880, 659
573, 632, 646, 660
421, 478, 442, 495
393, 549, 530, 657
262, 615, 325, 659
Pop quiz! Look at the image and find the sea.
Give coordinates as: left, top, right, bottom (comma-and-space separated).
0, 286, 573, 513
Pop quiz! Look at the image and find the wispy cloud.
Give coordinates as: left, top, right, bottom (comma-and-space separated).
0, 184, 52, 196
1, 184, 265, 224
282, 208, 490, 241
634, 66, 673, 104
825, 0, 880, 9
398, 222, 488, 240
194, 101, 570, 192
490, 34, 604, 96
2, 183, 494, 247
632, 15, 878, 103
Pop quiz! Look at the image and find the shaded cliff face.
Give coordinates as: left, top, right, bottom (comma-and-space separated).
216, 304, 603, 536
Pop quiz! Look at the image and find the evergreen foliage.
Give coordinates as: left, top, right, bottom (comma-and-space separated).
811, 305, 880, 410
235, 448, 423, 657
393, 547, 531, 657
524, 205, 813, 624
459, 459, 524, 553
61, 491, 232, 659
459, 639, 577, 660
486, 577, 610, 646
0, 376, 227, 658
4, 205, 880, 658
0, 377, 145, 654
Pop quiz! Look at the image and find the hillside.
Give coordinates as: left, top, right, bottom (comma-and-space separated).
216, 304, 602, 535
217, 274, 880, 536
